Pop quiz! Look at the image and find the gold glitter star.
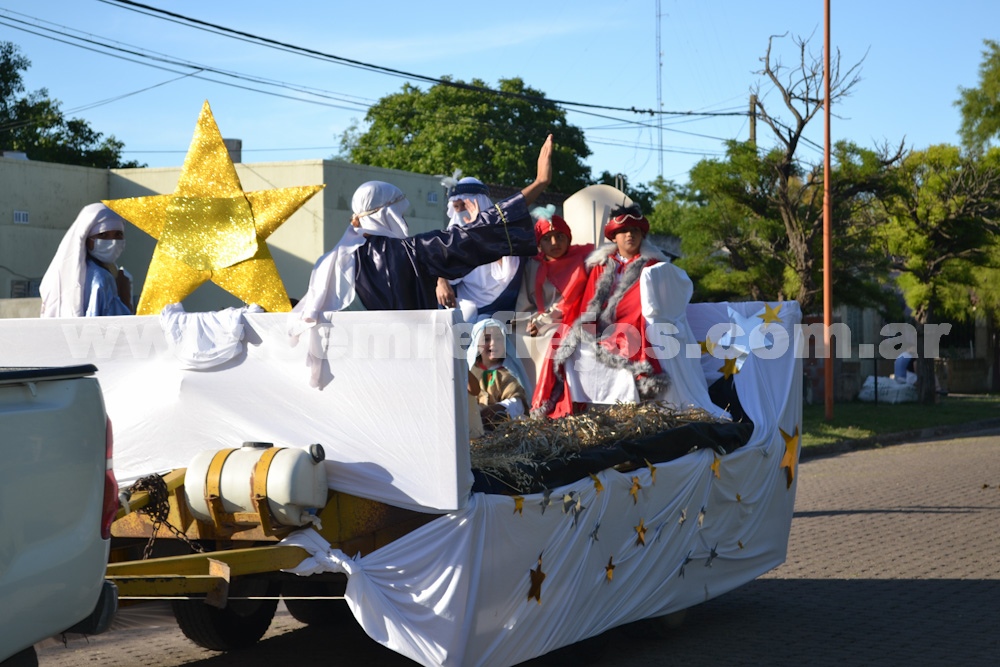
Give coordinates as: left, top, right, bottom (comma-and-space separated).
104, 101, 324, 314
759, 302, 783, 325
719, 357, 740, 379
779, 426, 801, 489
513, 496, 524, 515
527, 553, 546, 604
635, 518, 647, 546
711, 454, 721, 479
605, 556, 616, 582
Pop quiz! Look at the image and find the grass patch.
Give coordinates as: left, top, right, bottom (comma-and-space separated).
801, 394, 1000, 448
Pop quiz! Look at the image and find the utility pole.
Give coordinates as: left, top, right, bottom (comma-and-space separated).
749, 94, 757, 146
823, 0, 834, 420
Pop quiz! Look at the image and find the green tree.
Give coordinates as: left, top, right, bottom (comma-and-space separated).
878, 145, 1000, 402
650, 35, 902, 314
653, 140, 785, 303
343, 77, 591, 193
956, 39, 1000, 156
0, 42, 141, 168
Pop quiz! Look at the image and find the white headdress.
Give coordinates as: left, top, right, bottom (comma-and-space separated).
39, 203, 126, 318
294, 181, 411, 320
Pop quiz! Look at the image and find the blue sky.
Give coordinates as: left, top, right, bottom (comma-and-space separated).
1, 0, 996, 188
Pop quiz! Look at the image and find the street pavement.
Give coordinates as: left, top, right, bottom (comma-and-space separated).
38, 428, 1000, 666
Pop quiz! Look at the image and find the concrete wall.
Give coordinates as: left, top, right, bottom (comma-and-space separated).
2, 157, 449, 315
0, 157, 109, 300
0, 297, 42, 318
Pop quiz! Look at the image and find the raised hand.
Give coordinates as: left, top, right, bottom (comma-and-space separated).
521, 134, 554, 206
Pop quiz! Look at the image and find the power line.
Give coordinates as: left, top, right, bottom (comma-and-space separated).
0, 12, 374, 113
100, 0, 750, 120
1, 4, 759, 172
0, 8, 747, 161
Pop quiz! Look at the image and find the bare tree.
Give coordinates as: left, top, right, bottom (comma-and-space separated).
750, 34, 900, 311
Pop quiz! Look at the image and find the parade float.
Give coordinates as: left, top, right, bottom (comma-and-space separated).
0, 103, 803, 667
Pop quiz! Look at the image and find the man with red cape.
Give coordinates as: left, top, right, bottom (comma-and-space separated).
532, 204, 672, 418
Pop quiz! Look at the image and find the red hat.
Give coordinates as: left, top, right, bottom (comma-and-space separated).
603, 204, 649, 241
534, 213, 572, 245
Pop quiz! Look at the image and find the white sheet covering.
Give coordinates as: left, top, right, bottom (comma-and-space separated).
281, 301, 803, 667
0, 309, 471, 512
0, 301, 801, 666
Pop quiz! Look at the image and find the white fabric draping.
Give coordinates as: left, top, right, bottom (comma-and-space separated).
0, 308, 471, 512
278, 301, 802, 667
160, 303, 262, 370
0, 300, 801, 666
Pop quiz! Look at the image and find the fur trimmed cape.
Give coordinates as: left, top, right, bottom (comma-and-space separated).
531, 242, 672, 418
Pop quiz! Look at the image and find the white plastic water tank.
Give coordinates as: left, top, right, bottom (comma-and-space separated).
185, 442, 328, 528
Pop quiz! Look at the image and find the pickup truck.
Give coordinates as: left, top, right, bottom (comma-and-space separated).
0, 365, 119, 667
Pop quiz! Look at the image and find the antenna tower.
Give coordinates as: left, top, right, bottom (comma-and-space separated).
655, 0, 664, 178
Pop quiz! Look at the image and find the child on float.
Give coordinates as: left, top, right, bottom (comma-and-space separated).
532, 204, 672, 419
467, 318, 530, 430
516, 205, 595, 336
513, 205, 594, 390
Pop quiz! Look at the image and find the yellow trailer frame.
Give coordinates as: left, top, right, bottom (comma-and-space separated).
106, 467, 433, 607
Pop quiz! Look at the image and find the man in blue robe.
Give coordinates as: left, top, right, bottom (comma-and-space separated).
296, 135, 553, 317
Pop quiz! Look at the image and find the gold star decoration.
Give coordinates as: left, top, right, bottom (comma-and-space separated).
736, 493, 742, 503
711, 455, 721, 479
635, 518, 647, 546
738, 540, 745, 550
779, 426, 801, 489
605, 556, 616, 582
513, 496, 524, 515
104, 101, 324, 315
629, 476, 642, 505
589, 473, 604, 494
699, 336, 717, 356
644, 459, 657, 484
759, 302, 783, 325
527, 553, 546, 604
719, 357, 740, 379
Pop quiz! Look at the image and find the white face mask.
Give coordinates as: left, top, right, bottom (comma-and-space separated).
89, 238, 126, 265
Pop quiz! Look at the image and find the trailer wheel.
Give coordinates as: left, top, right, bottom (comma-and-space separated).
282, 579, 353, 626
171, 577, 279, 651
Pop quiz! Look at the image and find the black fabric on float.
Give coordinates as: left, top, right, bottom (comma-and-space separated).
471, 421, 755, 495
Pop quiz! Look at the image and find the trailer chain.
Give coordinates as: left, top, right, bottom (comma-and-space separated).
126, 474, 205, 558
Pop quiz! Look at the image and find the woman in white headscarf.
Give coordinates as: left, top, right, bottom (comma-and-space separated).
39, 203, 133, 317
